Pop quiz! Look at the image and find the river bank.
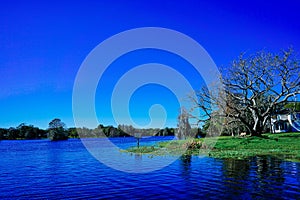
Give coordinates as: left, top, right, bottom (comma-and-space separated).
125, 132, 300, 162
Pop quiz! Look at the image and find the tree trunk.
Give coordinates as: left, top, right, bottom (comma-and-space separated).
250, 123, 263, 136
249, 113, 264, 136
250, 130, 262, 137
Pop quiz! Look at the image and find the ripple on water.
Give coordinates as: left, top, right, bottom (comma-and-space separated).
0, 138, 299, 199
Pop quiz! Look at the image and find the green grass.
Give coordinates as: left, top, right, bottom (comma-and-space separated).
123, 132, 300, 162
121, 146, 158, 154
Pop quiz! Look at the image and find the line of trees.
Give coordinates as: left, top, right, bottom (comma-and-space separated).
76, 124, 176, 138
0, 118, 176, 140
0, 119, 70, 140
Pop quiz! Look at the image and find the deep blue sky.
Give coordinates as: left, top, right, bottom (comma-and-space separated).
1, 0, 300, 129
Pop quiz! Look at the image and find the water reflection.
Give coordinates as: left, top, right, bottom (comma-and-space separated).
252, 156, 285, 198
179, 154, 192, 177
221, 158, 251, 199
223, 158, 250, 180
220, 156, 297, 199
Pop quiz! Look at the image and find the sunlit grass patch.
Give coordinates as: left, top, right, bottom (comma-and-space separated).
123, 132, 300, 162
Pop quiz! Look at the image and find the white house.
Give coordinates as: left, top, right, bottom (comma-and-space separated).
271, 111, 300, 133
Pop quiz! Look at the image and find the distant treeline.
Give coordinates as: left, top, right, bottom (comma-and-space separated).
77, 124, 175, 138
0, 120, 176, 140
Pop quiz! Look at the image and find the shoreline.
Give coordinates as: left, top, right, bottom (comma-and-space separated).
125, 132, 300, 162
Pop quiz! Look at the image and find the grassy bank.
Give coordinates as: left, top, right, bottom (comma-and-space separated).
124, 132, 300, 162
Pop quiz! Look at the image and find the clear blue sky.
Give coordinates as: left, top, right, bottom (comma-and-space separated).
1, 0, 300, 129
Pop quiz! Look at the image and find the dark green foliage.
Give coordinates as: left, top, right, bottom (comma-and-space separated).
155, 127, 175, 136
48, 118, 65, 129
48, 127, 68, 141
67, 128, 79, 138
0, 128, 7, 140
48, 118, 68, 141
17, 123, 44, 139
76, 124, 175, 138
284, 102, 300, 111
7, 127, 19, 140
0, 121, 176, 140
0, 125, 46, 140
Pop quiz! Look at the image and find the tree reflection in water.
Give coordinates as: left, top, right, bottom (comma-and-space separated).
179, 154, 192, 178
220, 156, 293, 199
222, 158, 251, 199
252, 156, 285, 198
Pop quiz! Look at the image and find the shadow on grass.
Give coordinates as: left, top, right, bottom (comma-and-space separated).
278, 134, 300, 138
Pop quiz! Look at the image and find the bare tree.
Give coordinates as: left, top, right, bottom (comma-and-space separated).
176, 107, 192, 139
191, 48, 300, 136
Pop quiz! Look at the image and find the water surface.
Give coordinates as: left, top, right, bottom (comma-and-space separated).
0, 137, 299, 199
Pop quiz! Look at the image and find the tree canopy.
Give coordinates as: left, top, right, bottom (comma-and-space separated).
191, 48, 300, 136
48, 118, 68, 141
48, 118, 65, 129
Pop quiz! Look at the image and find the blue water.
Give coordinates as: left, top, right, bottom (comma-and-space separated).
0, 137, 299, 199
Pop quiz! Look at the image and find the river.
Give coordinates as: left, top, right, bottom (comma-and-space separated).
0, 137, 299, 199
